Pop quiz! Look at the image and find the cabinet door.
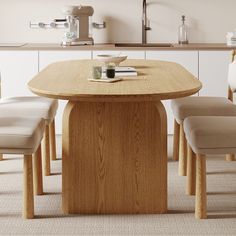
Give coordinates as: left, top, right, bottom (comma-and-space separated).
93, 50, 145, 59
199, 51, 230, 97
39, 51, 92, 69
146, 51, 199, 134
39, 50, 92, 134
0, 51, 38, 97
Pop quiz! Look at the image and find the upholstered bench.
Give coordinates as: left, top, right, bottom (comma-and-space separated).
183, 116, 236, 219
0, 96, 58, 176
0, 116, 45, 219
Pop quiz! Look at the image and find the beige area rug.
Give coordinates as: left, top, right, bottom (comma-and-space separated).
0, 136, 235, 235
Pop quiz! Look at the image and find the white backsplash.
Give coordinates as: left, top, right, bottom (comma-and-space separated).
0, 0, 235, 44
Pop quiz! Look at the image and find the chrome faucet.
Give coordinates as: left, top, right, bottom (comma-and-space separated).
142, 0, 151, 44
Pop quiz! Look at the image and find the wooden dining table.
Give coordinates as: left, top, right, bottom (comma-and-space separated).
28, 59, 202, 215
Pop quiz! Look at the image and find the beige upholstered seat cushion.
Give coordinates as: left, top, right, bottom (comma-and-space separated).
184, 116, 236, 155
0, 117, 45, 155
0, 97, 58, 124
171, 96, 236, 124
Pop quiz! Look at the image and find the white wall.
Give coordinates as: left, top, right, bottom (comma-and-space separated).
0, 0, 235, 44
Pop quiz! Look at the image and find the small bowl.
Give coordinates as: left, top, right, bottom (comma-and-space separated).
96, 55, 127, 66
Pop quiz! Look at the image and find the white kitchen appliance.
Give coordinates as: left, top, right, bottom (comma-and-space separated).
62, 5, 94, 46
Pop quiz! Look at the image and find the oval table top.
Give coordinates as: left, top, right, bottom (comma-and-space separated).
28, 59, 202, 102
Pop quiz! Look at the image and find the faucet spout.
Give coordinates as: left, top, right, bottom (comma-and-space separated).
142, 0, 151, 44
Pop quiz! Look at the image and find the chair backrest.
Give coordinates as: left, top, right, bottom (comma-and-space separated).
228, 50, 236, 101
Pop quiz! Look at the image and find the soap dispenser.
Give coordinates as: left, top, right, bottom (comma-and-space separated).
178, 15, 188, 44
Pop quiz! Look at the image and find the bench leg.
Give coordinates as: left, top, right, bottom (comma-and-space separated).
33, 144, 43, 195
173, 120, 180, 161
178, 124, 187, 176
225, 154, 235, 161
195, 154, 207, 219
49, 119, 57, 161
186, 144, 196, 195
23, 155, 34, 219
42, 125, 50, 176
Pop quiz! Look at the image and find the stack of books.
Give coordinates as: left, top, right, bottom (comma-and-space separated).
102, 67, 137, 78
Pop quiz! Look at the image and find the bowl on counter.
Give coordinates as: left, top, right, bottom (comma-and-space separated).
96, 54, 127, 66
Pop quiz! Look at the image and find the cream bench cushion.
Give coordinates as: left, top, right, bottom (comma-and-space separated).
0, 97, 58, 124
171, 97, 236, 124
183, 116, 236, 155
0, 116, 45, 155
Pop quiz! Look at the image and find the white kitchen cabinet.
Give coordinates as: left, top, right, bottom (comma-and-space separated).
39, 50, 92, 69
92, 50, 145, 59
0, 51, 38, 97
146, 50, 199, 134
199, 51, 230, 97
146, 51, 199, 77
39, 50, 92, 134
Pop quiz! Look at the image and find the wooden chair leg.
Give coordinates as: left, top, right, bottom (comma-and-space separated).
225, 154, 235, 161
195, 154, 207, 219
173, 120, 180, 161
0, 154, 3, 161
33, 144, 43, 195
178, 124, 187, 176
49, 119, 57, 161
23, 155, 34, 219
42, 125, 50, 176
186, 144, 196, 195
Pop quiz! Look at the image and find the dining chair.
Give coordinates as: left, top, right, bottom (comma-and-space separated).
184, 56, 236, 196
0, 116, 45, 219
0, 96, 58, 176
171, 50, 236, 177
183, 115, 236, 219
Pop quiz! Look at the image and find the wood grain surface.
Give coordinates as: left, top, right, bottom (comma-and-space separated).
178, 124, 187, 176
186, 144, 196, 196
28, 59, 201, 215
42, 125, 50, 176
33, 144, 43, 195
195, 154, 207, 219
28, 59, 201, 102
23, 155, 34, 219
62, 100, 167, 214
173, 120, 180, 161
49, 120, 57, 161
1, 43, 236, 51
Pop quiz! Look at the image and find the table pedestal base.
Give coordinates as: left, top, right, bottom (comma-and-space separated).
62, 101, 167, 214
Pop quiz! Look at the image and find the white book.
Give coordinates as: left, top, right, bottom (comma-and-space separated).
102, 67, 137, 77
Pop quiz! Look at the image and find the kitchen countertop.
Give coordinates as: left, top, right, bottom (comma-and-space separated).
0, 43, 236, 51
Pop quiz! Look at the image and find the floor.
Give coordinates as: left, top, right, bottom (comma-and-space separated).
0, 136, 235, 235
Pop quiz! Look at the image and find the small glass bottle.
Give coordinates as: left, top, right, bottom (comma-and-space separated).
178, 15, 188, 44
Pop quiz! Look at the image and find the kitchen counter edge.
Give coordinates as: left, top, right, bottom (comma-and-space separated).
0, 43, 236, 51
